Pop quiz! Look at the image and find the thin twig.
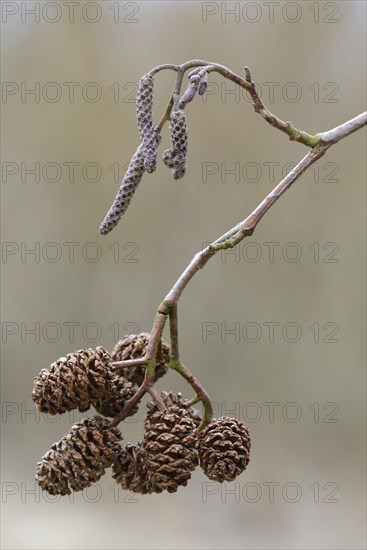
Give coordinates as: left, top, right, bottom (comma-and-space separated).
110, 381, 147, 428
111, 357, 147, 370
169, 361, 214, 431
175, 60, 320, 147
110, 305, 169, 426
185, 395, 202, 408
169, 303, 180, 364
148, 387, 166, 410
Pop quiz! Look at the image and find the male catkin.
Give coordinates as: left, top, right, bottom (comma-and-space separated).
99, 145, 145, 235
136, 74, 157, 173
163, 109, 188, 179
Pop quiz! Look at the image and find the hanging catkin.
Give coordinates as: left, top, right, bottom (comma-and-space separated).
136, 74, 157, 173
99, 145, 145, 235
162, 109, 188, 180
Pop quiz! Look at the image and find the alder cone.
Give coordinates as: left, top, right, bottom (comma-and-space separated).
94, 376, 137, 418
112, 443, 160, 494
147, 391, 202, 427
197, 417, 251, 482
143, 405, 198, 493
32, 347, 113, 415
111, 333, 170, 386
36, 416, 122, 495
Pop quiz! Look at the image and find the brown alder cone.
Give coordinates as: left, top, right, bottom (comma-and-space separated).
94, 376, 138, 418
197, 417, 251, 482
142, 405, 198, 493
112, 443, 161, 494
111, 333, 170, 386
35, 416, 122, 495
146, 391, 202, 427
32, 347, 113, 415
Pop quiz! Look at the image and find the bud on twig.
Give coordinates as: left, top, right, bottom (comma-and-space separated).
187, 67, 203, 79
179, 75, 201, 109
198, 73, 209, 96
244, 66, 252, 83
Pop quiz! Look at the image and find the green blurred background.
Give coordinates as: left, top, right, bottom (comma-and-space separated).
1, 1, 366, 548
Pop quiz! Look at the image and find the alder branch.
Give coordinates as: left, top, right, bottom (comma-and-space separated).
103, 60, 366, 430
32, 62, 365, 500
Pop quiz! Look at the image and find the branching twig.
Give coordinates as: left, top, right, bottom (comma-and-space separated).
169, 361, 214, 430
103, 60, 366, 430
110, 304, 169, 426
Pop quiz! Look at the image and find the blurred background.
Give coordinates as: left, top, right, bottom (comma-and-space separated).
1, 1, 366, 549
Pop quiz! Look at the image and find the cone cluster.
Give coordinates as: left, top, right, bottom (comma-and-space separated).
113, 407, 251, 495
113, 402, 199, 494
32, 333, 251, 497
